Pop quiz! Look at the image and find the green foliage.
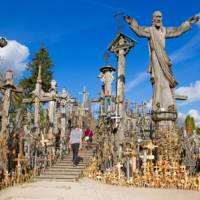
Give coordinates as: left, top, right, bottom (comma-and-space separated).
40, 108, 48, 129
185, 115, 196, 135
196, 127, 200, 135
19, 47, 53, 97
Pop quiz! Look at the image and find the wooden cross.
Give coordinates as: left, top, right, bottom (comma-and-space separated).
170, 161, 178, 176
116, 162, 123, 179
23, 65, 53, 135
154, 164, 159, 175
96, 171, 102, 180
143, 141, 158, 152
14, 154, 27, 182
0, 70, 22, 135
79, 86, 90, 111
140, 150, 148, 162
56, 89, 76, 131
143, 141, 158, 162
197, 176, 200, 191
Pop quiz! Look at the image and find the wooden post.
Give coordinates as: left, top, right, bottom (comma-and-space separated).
108, 33, 136, 147
0, 71, 22, 172
0, 71, 22, 135
108, 33, 136, 119
48, 80, 57, 141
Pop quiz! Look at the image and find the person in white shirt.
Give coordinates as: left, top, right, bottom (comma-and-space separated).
69, 124, 83, 166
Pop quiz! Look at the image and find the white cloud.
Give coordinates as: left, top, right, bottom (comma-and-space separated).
125, 72, 148, 93
188, 109, 200, 127
178, 109, 200, 127
177, 112, 186, 126
145, 98, 152, 110
176, 80, 200, 104
0, 38, 29, 78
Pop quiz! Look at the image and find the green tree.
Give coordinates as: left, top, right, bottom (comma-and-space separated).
19, 47, 53, 97
185, 115, 196, 135
196, 127, 200, 135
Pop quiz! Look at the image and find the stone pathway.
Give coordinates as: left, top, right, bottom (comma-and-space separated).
0, 178, 199, 200
36, 148, 93, 181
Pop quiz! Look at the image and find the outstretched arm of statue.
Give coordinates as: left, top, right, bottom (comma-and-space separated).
124, 16, 150, 38
166, 16, 199, 38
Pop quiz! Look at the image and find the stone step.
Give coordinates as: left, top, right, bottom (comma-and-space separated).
45, 168, 82, 172
56, 163, 88, 167
43, 172, 82, 176
57, 160, 89, 163
51, 165, 86, 169
55, 162, 87, 165
50, 167, 85, 171
62, 156, 92, 160
42, 171, 81, 175
63, 158, 92, 160
74, 151, 94, 154
57, 161, 89, 165
55, 163, 86, 167
35, 177, 78, 182
43, 169, 82, 172
36, 146, 95, 182
60, 160, 91, 163
59, 160, 90, 164
69, 154, 92, 156
61, 156, 92, 159
58, 158, 91, 161
38, 174, 79, 179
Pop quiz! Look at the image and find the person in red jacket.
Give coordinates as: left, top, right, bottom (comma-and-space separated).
83, 127, 93, 150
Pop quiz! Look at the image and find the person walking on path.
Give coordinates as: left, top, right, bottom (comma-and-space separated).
69, 124, 83, 166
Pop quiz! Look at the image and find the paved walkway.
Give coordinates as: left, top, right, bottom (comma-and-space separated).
0, 178, 199, 200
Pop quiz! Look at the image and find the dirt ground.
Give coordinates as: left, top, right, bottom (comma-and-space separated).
0, 178, 199, 200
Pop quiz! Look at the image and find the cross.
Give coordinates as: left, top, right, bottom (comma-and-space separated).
116, 162, 123, 179
111, 106, 122, 127
140, 150, 148, 164
124, 149, 131, 180
23, 65, 54, 135
14, 154, 27, 182
140, 151, 148, 176
143, 141, 158, 160
197, 176, 200, 191
170, 161, 178, 175
56, 88, 77, 153
96, 171, 102, 180
0, 70, 23, 135
79, 86, 89, 110
154, 164, 159, 175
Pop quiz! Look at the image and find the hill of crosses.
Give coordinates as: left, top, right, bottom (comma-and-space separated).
0, 11, 200, 191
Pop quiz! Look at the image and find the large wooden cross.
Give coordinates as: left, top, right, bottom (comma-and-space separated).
0, 70, 22, 135
14, 154, 27, 183
23, 65, 53, 135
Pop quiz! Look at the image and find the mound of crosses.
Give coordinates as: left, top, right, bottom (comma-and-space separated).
85, 139, 200, 191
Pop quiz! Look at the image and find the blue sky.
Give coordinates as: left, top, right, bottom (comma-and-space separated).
0, 0, 200, 123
